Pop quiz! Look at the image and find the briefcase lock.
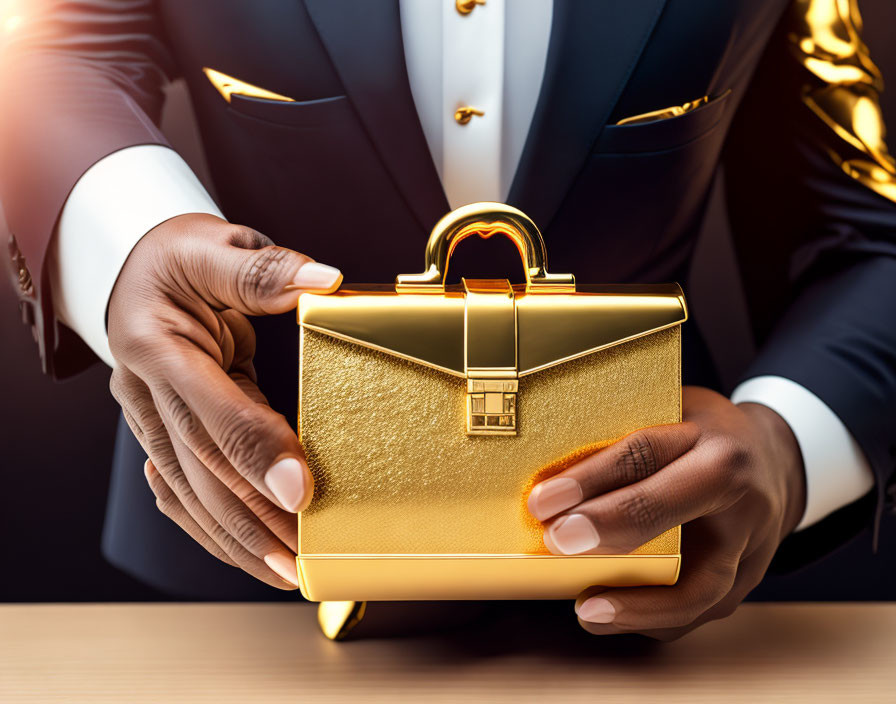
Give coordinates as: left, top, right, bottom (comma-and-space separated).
467, 377, 518, 433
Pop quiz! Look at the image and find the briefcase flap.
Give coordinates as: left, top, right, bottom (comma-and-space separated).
298, 282, 686, 377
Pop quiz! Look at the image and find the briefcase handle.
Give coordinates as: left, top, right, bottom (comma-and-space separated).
395, 202, 576, 293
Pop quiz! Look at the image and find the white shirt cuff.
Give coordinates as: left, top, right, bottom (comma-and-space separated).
49, 145, 224, 367
731, 375, 875, 531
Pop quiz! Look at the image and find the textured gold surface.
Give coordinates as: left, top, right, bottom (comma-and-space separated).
299, 327, 680, 556
789, 0, 896, 202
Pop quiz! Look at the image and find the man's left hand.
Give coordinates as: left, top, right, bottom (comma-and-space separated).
527, 386, 806, 640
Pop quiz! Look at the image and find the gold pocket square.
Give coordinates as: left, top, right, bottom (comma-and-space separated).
615, 95, 710, 126
202, 67, 295, 103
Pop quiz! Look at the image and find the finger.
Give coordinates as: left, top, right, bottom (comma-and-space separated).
224, 373, 302, 547
151, 376, 297, 559
118, 269, 311, 514
590, 543, 774, 641
117, 365, 297, 551
528, 423, 700, 521
574, 537, 739, 633
179, 216, 342, 315
148, 416, 298, 590
638, 553, 769, 641
110, 366, 168, 453
161, 423, 300, 588
219, 309, 258, 385
542, 439, 742, 555
179, 418, 299, 551
144, 459, 238, 568
120, 406, 146, 446
116, 319, 306, 527
133, 400, 284, 585
150, 345, 312, 514
111, 368, 190, 521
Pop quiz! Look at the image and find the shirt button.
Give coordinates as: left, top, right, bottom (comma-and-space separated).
456, 0, 486, 16
454, 106, 485, 125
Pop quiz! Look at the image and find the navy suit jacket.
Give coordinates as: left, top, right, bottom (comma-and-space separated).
1, 0, 895, 598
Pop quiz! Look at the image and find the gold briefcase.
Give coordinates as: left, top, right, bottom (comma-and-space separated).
296, 203, 686, 608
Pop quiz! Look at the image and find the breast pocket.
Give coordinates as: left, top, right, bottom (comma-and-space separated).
550, 90, 734, 283
595, 90, 732, 155
227, 93, 350, 129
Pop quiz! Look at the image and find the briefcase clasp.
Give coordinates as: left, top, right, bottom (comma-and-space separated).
467, 377, 518, 434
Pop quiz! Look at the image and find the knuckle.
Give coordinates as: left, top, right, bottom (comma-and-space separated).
155, 495, 178, 519
158, 385, 198, 439
145, 433, 174, 466
109, 369, 142, 414
615, 432, 658, 483
238, 246, 291, 302
166, 470, 194, 501
109, 374, 167, 439
692, 564, 737, 617
219, 503, 264, 552
617, 486, 665, 538
207, 523, 246, 562
712, 436, 751, 471
706, 436, 753, 495
227, 225, 274, 251
219, 405, 269, 477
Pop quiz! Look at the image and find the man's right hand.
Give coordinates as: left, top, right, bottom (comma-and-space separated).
107, 213, 341, 589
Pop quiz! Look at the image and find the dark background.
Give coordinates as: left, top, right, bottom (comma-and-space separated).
2, 1, 895, 602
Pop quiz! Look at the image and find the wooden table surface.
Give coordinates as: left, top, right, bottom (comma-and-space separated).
1, 602, 893, 703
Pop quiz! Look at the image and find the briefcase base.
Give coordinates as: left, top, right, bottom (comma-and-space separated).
296, 553, 681, 602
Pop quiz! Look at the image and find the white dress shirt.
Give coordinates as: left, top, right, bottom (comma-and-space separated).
49, 0, 874, 531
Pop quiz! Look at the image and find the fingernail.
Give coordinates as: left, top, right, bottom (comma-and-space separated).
288, 262, 342, 292
528, 477, 583, 520
548, 514, 600, 554
577, 597, 616, 624
264, 551, 299, 587
143, 459, 155, 479
264, 457, 310, 512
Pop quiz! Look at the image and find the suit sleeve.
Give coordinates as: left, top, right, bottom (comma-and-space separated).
0, 0, 176, 378
723, 0, 896, 549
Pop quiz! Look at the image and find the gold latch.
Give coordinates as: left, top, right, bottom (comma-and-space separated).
467, 378, 518, 433
464, 279, 518, 435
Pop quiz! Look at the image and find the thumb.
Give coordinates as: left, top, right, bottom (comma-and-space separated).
188, 222, 343, 315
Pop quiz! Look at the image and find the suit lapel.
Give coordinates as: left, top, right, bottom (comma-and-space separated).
303, 0, 449, 232
508, 0, 668, 230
